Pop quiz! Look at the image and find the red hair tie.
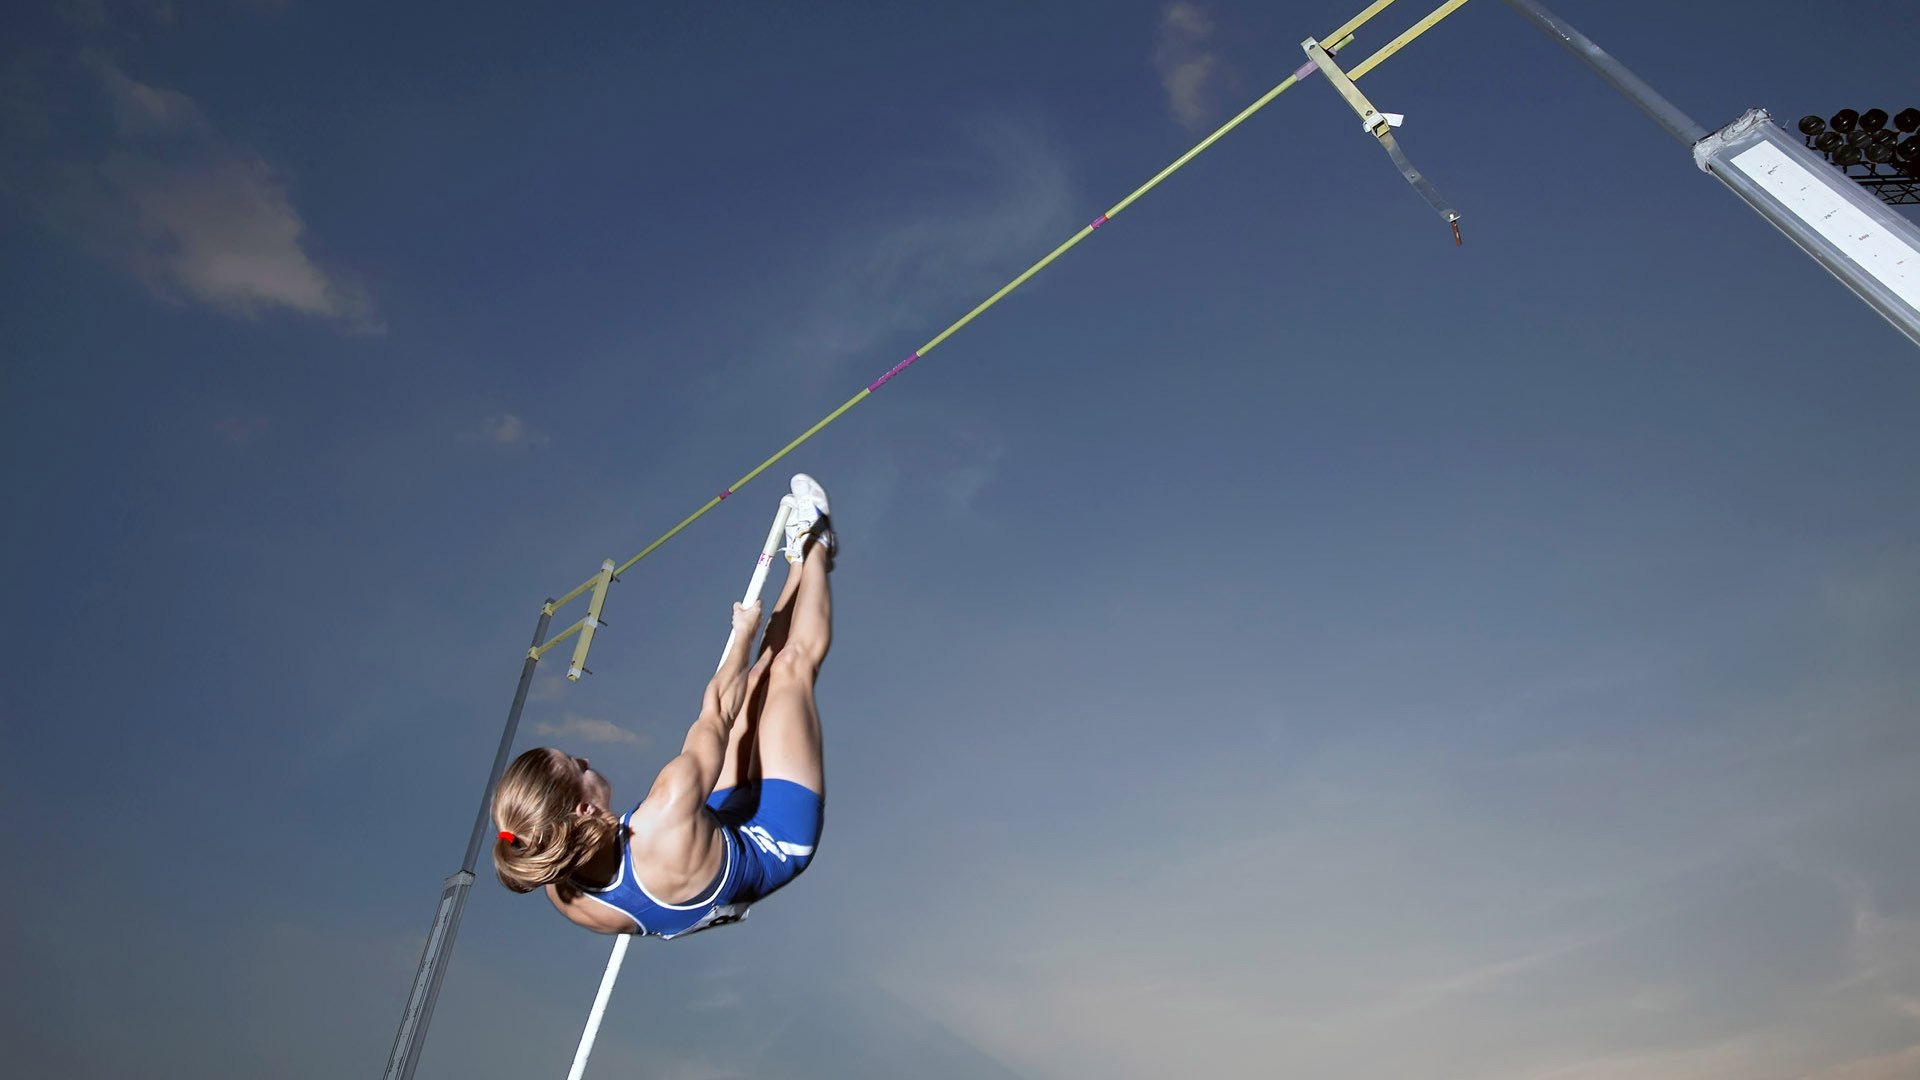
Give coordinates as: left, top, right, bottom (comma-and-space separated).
498, 830, 517, 845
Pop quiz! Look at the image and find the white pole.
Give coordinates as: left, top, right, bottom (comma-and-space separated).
564, 495, 795, 1080
564, 933, 631, 1080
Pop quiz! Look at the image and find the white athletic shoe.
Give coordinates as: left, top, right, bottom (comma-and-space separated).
784, 473, 835, 564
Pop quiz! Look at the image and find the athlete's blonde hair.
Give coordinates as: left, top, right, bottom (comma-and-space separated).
491, 747, 621, 898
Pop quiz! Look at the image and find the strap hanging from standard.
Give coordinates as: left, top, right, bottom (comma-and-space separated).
1302, 26, 1465, 243
1378, 128, 1463, 244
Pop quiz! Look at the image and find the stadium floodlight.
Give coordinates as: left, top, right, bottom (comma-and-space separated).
1503, 0, 1920, 346
1797, 105, 1920, 207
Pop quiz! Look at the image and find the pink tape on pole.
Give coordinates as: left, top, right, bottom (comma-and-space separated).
718, 487, 733, 500
867, 352, 921, 392
1090, 214, 1109, 230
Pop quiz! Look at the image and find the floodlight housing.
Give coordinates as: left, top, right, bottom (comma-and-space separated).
1800, 106, 1920, 205
1696, 108, 1920, 348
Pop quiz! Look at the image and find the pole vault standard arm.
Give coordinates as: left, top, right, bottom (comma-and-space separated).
565, 496, 794, 1080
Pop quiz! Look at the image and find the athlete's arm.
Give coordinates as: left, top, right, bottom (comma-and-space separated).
650, 601, 761, 813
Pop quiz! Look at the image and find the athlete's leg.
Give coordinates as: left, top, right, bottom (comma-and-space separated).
714, 554, 805, 792
754, 536, 830, 794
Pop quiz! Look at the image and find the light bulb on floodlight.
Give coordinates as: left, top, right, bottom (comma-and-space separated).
1834, 144, 1864, 167
1798, 115, 1826, 137
1866, 141, 1895, 165
1896, 108, 1920, 134
1816, 131, 1845, 154
1832, 109, 1860, 133
1861, 108, 1890, 133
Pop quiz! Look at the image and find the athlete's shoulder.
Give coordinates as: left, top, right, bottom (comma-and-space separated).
546, 883, 640, 935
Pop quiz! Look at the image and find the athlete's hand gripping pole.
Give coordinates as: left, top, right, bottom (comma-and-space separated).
564, 496, 795, 1080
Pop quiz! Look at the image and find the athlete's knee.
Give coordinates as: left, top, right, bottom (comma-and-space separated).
769, 644, 823, 688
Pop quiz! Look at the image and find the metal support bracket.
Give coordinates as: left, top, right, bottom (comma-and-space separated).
565, 560, 617, 681
1302, 35, 1464, 243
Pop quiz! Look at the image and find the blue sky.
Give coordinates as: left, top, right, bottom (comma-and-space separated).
3, 1, 1918, 1077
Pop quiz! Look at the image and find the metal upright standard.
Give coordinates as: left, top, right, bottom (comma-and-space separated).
383, 606, 554, 1080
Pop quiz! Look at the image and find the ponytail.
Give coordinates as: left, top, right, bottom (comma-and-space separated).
491, 748, 622, 896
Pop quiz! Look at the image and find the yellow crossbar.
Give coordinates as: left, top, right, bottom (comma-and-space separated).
1325, 0, 1404, 48
533, 0, 1479, 678
1349, 0, 1474, 81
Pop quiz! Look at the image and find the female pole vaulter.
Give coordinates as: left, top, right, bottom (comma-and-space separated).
490, 474, 835, 938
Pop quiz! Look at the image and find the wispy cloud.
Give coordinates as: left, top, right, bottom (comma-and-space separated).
743, 117, 1068, 529
70, 57, 378, 329
527, 669, 573, 703
1154, 3, 1222, 131
774, 116, 1077, 380
477, 412, 549, 447
529, 714, 647, 747
684, 988, 744, 1013
1802, 1044, 1920, 1080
